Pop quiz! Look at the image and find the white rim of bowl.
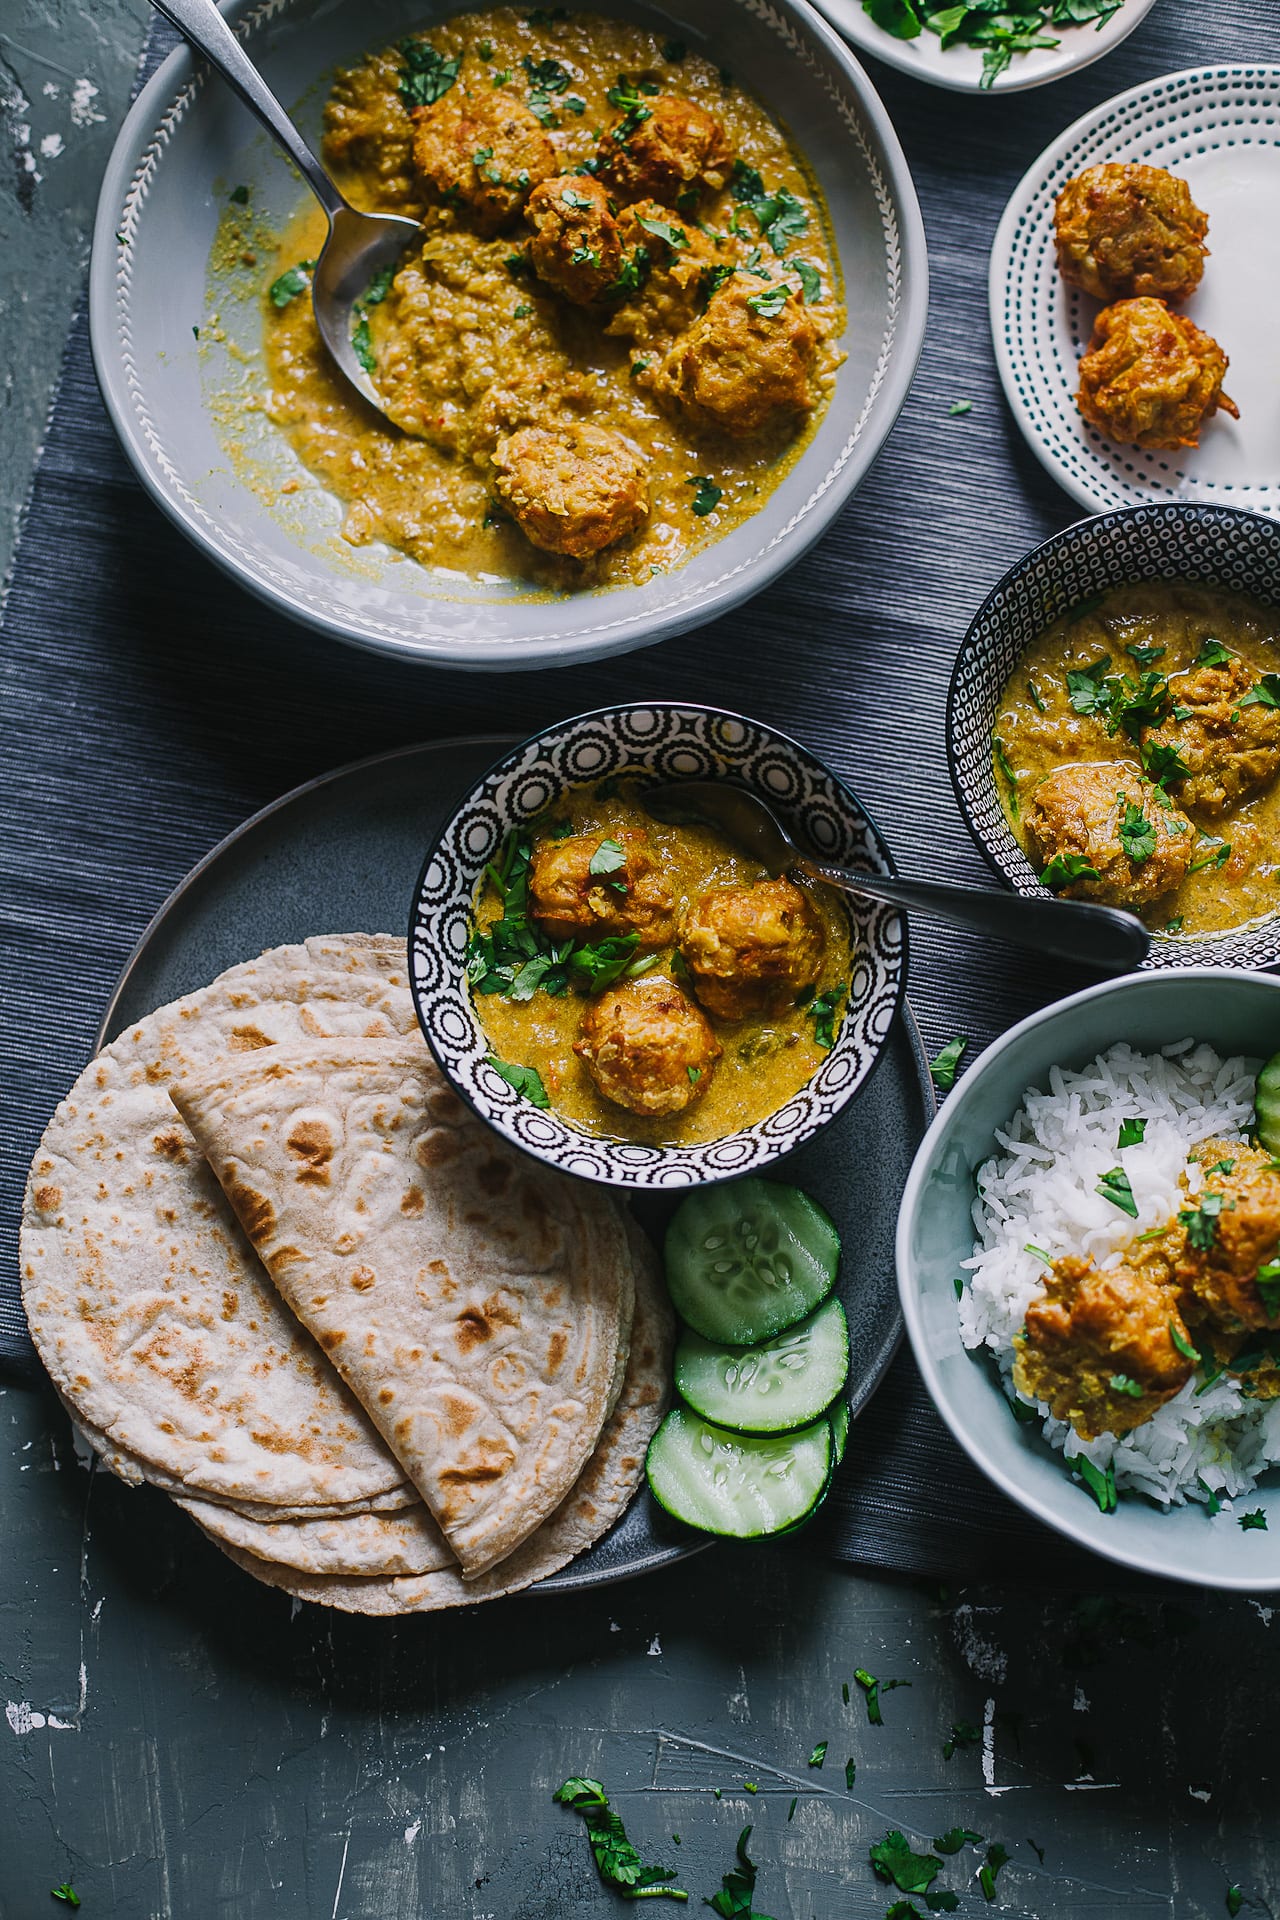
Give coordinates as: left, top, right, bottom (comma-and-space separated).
89, 0, 929, 670
896, 965, 1280, 1590
988, 62, 1280, 519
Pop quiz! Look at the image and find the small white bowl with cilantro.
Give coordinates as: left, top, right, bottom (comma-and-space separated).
812, 0, 1159, 92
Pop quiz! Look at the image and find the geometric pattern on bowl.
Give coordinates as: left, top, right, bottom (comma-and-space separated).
409, 704, 906, 1187
947, 502, 1280, 971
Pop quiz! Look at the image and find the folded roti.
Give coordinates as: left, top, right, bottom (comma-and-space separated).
204, 1222, 671, 1610
21, 937, 416, 1509
176, 1494, 452, 1577
173, 1040, 635, 1577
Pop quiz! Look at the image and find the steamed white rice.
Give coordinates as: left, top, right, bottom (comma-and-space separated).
960, 1040, 1280, 1511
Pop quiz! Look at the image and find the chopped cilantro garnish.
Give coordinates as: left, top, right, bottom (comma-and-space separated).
1108, 1374, 1144, 1398
730, 159, 765, 202
1117, 796, 1156, 866
50, 1891, 81, 1911
978, 1842, 1010, 1902
363, 264, 395, 306
928, 1035, 968, 1092
1165, 915, 1185, 934
1142, 739, 1192, 785
606, 246, 652, 298
1256, 1258, 1280, 1318
1077, 1455, 1117, 1514
689, 475, 723, 516
635, 213, 688, 250
1096, 1166, 1137, 1216
1189, 839, 1231, 873
1241, 672, 1280, 710
398, 38, 461, 107
486, 1057, 550, 1108
1226, 1887, 1244, 1917
687, 1065, 702, 1085
351, 310, 376, 373
229, 183, 249, 204
1126, 643, 1166, 666
514, 301, 533, 318
1065, 654, 1113, 716
870, 1830, 941, 1898
845, 1757, 856, 1789
854, 1668, 909, 1725
787, 1796, 797, 1821
1169, 1320, 1200, 1361
1039, 850, 1101, 892
1194, 637, 1234, 668
1118, 1117, 1146, 1148
1025, 1244, 1053, 1267
806, 984, 845, 1051
706, 1827, 768, 1918
554, 1778, 687, 1901
567, 934, 642, 993
947, 398, 973, 416
746, 282, 789, 319
790, 258, 822, 304
808, 1741, 828, 1768
588, 837, 628, 889
841, 1680, 850, 1704
934, 1829, 983, 1855
1239, 1509, 1268, 1532
942, 1720, 981, 1760
269, 261, 315, 308
1180, 1190, 1226, 1251
993, 736, 1019, 815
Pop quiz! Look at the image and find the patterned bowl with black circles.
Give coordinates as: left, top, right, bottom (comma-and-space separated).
408, 705, 906, 1188
948, 503, 1280, 970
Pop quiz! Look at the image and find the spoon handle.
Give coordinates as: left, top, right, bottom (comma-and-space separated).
149, 0, 344, 218
800, 859, 1151, 970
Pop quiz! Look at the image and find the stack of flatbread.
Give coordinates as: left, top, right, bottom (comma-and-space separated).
20, 935, 670, 1613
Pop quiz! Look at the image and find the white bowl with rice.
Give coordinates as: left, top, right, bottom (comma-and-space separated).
897, 969, 1280, 1589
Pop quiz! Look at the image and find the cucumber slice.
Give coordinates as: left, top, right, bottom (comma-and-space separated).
646, 1406, 833, 1539
673, 1298, 850, 1435
830, 1395, 850, 1465
1257, 1051, 1280, 1156
663, 1178, 840, 1345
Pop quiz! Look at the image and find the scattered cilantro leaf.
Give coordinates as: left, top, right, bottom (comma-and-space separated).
1077, 1455, 1117, 1514
790, 258, 822, 303
1066, 654, 1113, 716
845, 1757, 856, 1789
363, 264, 395, 305
942, 1720, 981, 1760
635, 213, 688, 250
689, 475, 723, 516
978, 1843, 1010, 1902
787, 1797, 797, 1822
487, 1057, 550, 1108
1142, 738, 1192, 785
705, 1826, 771, 1919
1241, 672, 1280, 710
1117, 797, 1156, 866
1239, 1509, 1268, 1532
1126, 643, 1166, 666
1169, 1320, 1200, 1361
588, 837, 628, 887
269, 261, 314, 308
929, 1035, 968, 1092
566, 933, 642, 994
948, 398, 972, 416
933, 1829, 983, 1854
1194, 637, 1234, 668
1255, 1258, 1280, 1318
747, 283, 789, 319
1226, 1888, 1244, 1917
1096, 1167, 1137, 1217
861, 0, 924, 37
50, 1891, 81, 1911
806, 984, 845, 1051
1118, 1117, 1146, 1148
1108, 1374, 1144, 1398
730, 159, 765, 202
993, 735, 1019, 816
554, 1778, 687, 1901
399, 38, 461, 107
1039, 850, 1101, 892
229, 183, 249, 204
1180, 1191, 1226, 1252
870, 1831, 941, 1897
808, 1742, 828, 1768
1025, 1243, 1053, 1267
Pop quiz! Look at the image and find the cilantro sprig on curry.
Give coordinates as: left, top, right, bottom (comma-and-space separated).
991, 583, 1280, 938
253, 7, 844, 590
468, 780, 852, 1145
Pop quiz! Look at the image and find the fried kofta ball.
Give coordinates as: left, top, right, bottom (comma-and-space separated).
526, 174, 623, 305
597, 93, 733, 209
411, 88, 554, 234
528, 828, 676, 947
1053, 162, 1209, 303
1013, 1252, 1195, 1441
1076, 298, 1239, 451
490, 424, 649, 559
655, 278, 816, 439
575, 975, 721, 1116
680, 878, 826, 1022
1024, 761, 1194, 911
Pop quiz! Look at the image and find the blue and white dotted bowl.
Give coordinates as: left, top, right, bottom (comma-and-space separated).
948, 502, 1280, 970
408, 705, 906, 1188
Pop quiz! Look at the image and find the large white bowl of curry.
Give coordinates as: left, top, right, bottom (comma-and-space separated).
408, 704, 906, 1186
90, 0, 926, 670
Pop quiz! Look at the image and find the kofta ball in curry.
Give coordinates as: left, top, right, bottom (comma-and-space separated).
656, 278, 817, 439
410, 88, 554, 234
527, 174, 623, 305
1076, 298, 1238, 451
1173, 1139, 1280, 1334
1142, 652, 1280, 819
490, 423, 649, 558
1053, 162, 1209, 303
680, 878, 825, 1022
1014, 1252, 1196, 1441
1024, 761, 1195, 910
575, 974, 721, 1116
597, 93, 733, 208
528, 828, 676, 947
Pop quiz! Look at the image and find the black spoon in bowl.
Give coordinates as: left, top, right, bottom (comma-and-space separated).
644, 781, 1152, 971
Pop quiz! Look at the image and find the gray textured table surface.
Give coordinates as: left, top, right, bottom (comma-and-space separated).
3, 1, 1279, 1915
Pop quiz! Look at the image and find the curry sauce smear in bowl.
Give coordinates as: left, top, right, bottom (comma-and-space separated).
261, 8, 845, 590
993, 582, 1280, 941
468, 780, 852, 1145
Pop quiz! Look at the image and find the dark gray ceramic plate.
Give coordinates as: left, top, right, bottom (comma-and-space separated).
100, 738, 933, 1592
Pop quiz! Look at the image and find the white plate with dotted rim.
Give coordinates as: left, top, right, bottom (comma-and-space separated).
810, 0, 1158, 94
990, 65, 1280, 517
88, 0, 927, 672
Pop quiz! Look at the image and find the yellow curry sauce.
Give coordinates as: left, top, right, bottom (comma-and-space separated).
994, 583, 1280, 937
256, 9, 844, 590
471, 784, 852, 1146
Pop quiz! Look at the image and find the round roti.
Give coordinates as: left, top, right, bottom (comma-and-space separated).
207, 1222, 671, 1611
172, 1040, 635, 1577
21, 936, 415, 1508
